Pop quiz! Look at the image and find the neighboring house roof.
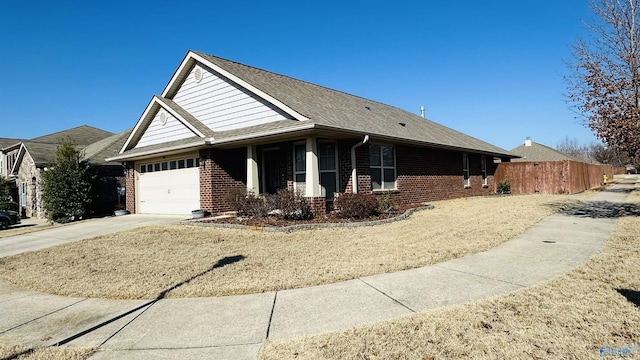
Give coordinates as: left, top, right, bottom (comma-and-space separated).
30, 125, 113, 146
82, 129, 132, 165
113, 50, 513, 160
20, 142, 60, 166
0, 138, 25, 150
511, 140, 582, 162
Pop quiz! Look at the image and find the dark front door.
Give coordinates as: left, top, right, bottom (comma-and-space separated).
262, 149, 281, 194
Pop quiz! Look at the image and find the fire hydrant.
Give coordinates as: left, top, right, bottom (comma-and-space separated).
602, 174, 608, 185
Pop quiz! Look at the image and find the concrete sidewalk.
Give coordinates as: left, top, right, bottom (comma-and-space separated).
0, 177, 637, 360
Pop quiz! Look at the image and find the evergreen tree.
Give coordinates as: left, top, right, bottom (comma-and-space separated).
41, 142, 94, 223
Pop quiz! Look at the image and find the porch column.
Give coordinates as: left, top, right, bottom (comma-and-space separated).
305, 137, 321, 197
246, 145, 259, 194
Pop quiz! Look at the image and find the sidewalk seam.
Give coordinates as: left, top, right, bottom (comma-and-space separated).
265, 291, 278, 340
358, 279, 417, 313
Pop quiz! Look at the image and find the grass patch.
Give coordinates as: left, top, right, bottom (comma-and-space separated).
258, 191, 640, 359
0, 344, 94, 360
0, 193, 589, 300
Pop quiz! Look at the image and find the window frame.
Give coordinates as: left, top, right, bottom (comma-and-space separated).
293, 142, 306, 193
369, 144, 397, 191
463, 153, 470, 188
481, 156, 488, 187
318, 140, 339, 199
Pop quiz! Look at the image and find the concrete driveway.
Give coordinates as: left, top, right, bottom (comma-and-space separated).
0, 214, 186, 258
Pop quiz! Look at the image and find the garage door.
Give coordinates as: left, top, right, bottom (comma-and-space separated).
138, 168, 200, 215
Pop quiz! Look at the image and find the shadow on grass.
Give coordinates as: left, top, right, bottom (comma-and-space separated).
0, 255, 245, 360
617, 289, 640, 308
546, 201, 640, 219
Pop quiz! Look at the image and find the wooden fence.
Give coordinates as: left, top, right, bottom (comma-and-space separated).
495, 160, 625, 195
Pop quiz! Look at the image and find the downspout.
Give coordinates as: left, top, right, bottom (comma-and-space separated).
350, 135, 370, 194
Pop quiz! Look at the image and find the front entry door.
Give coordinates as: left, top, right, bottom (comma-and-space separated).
262, 149, 281, 194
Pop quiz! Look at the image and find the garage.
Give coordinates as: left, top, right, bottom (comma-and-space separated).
137, 167, 200, 215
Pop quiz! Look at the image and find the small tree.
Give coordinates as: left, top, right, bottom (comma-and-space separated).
41, 142, 94, 223
0, 177, 12, 201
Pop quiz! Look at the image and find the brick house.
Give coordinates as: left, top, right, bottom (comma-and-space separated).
107, 50, 515, 215
2, 126, 130, 218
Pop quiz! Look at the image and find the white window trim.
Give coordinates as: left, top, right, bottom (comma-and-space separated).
463, 153, 471, 188
370, 144, 397, 191
318, 140, 339, 199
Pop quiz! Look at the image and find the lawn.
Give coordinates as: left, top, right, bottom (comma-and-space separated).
258, 191, 640, 359
0, 193, 589, 299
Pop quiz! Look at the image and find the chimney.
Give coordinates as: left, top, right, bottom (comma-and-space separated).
525, 137, 532, 147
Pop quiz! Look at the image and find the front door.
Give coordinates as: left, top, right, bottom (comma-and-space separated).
262, 149, 281, 194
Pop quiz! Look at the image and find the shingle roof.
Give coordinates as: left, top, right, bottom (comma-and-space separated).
21, 142, 60, 166
510, 141, 582, 162
192, 51, 512, 156
30, 125, 113, 146
82, 129, 133, 165
0, 138, 25, 149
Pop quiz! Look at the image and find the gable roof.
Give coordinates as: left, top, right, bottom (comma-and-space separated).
510, 140, 582, 162
114, 50, 513, 160
30, 125, 113, 146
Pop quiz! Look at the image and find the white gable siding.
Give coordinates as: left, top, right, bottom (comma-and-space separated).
172, 64, 290, 131
136, 109, 197, 148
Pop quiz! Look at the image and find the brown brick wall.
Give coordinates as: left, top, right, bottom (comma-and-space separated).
125, 162, 136, 213
199, 148, 247, 214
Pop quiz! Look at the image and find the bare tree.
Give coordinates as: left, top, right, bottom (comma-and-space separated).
556, 136, 589, 158
588, 141, 632, 165
566, 0, 640, 163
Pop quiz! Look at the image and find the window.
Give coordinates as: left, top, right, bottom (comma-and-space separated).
293, 143, 306, 193
161, 162, 168, 171
140, 165, 146, 173
154, 163, 161, 172
318, 142, 338, 199
463, 153, 470, 187
481, 156, 488, 187
370, 144, 396, 190
178, 159, 185, 169
169, 161, 177, 170
187, 158, 194, 168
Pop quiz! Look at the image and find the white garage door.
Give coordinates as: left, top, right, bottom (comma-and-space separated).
138, 168, 200, 215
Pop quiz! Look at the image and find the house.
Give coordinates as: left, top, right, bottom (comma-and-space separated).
495, 138, 621, 194
107, 50, 515, 216
2, 126, 129, 218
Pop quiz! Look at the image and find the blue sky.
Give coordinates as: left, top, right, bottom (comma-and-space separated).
1, 0, 597, 151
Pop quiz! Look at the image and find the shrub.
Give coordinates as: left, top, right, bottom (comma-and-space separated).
376, 192, 397, 213
275, 188, 313, 220
334, 192, 379, 219
497, 179, 511, 194
0, 202, 18, 212
223, 188, 274, 218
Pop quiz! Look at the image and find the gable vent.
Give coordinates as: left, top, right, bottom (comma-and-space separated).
159, 111, 168, 126
193, 66, 203, 83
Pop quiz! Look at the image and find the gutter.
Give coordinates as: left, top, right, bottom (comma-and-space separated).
350, 135, 369, 193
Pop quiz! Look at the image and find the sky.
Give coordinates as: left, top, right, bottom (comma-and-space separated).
1, 0, 599, 151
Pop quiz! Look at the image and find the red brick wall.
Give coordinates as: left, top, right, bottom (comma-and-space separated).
199, 148, 247, 214
124, 162, 136, 213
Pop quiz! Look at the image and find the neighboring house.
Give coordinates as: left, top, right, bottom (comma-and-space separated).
496, 138, 621, 194
107, 50, 514, 216
2, 126, 129, 218
0, 138, 26, 201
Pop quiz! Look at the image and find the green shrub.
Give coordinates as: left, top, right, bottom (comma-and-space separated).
0, 202, 18, 212
497, 179, 511, 194
334, 192, 379, 219
275, 188, 313, 220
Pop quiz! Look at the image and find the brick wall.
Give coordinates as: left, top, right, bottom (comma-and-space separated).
199, 148, 247, 214
124, 162, 136, 213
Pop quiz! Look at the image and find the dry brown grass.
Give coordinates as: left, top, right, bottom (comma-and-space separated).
0, 193, 589, 300
0, 344, 94, 360
259, 191, 640, 360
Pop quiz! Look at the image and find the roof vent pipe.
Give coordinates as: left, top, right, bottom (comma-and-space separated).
420, 105, 425, 118
351, 135, 370, 193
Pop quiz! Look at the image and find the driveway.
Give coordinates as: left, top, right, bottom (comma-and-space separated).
0, 214, 186, 258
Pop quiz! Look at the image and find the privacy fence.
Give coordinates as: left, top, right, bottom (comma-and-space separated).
495, 160, 625, 195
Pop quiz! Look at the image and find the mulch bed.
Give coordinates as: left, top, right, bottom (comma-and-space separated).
200, 204, 429, 228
